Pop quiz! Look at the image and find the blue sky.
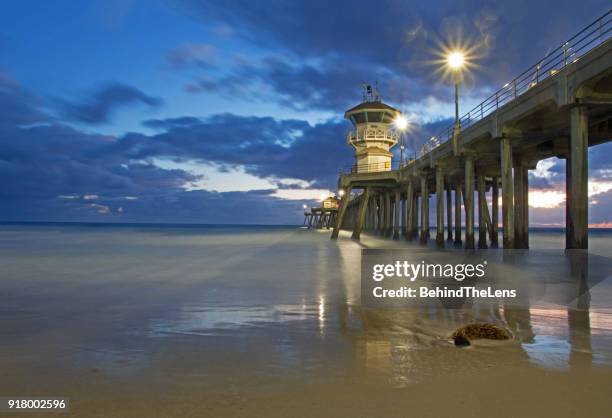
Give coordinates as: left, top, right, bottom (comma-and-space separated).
0, 0, 611, 225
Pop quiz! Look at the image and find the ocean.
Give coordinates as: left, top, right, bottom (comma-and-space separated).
1, 223, 611, 417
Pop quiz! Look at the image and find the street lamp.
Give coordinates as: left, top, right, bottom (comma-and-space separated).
338, 189, 345, 197
394, 115, 409, 167
446, 51, 465, 128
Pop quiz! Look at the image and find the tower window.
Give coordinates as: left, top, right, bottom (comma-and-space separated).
367, 112, 383, 122
353, 113, 366, 124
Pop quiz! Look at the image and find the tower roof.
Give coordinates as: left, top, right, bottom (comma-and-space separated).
344, 101, 399, 115
344, 101, 401, 125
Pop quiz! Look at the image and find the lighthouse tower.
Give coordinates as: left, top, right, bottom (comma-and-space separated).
344, 85, 401, 173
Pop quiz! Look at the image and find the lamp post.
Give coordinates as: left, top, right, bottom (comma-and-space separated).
393, 114, 408, 168
447, 51, 465, 129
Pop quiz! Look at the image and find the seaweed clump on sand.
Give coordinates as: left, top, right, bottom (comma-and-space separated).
451, 323, 511, 347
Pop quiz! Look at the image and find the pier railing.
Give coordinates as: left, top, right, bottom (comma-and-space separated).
420, 9, 612, 157
341, 160, 401, 174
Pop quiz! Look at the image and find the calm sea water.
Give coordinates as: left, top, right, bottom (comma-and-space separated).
1, 223, 611, 415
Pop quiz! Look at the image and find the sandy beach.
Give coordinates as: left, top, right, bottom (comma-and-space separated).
1, 224, 611, 417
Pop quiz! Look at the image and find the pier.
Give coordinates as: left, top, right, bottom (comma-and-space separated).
304, 196, 340, 229
331, 11, 612, 249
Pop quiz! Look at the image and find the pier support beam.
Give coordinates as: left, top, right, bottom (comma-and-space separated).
566, 106, 589, 250
436, 166, 445, 247
406, 181, 414, 241
373, 195, 378, 233
376, 194, 382, 235
446, 184, 453, 242
401, 191, 407, 237
352, 188, 370, 240
380, 192, 389, 237
393, 189, 401, 239
514, 164, 529, 249
378, 193, 383, 235
420, 175, 430, 244
491, 177, 499, 248
365, 197, 371, 230
477, 174, 488, 249
331, 187, 351, 239
373, 196, 378, 231
500, 137, 515, 248
454, 182, 462, 247
464, 157, 475, 249
385, 191, 392, 237
413, 194, 420, 241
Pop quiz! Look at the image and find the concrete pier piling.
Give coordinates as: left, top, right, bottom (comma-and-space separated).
420, 175, 430, 244
436, 166, 445, 247
393, 189, 401, 239
500, 137, 514, 249
477, 174, 488, 249
567, 106, 589, 250
401, 191, 408, 237
446, 185, 453, 242
413, 194, 420, 241
491, 177, 499, 248
464, 156, 475, 250
454, 182, 462, 247
406, 181, 414, 241
385, 192, 392, 237
514, 163, 529, 249
352, 188, 369, 240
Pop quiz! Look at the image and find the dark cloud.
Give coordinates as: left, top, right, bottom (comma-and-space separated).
119, 114, 350, 188
590, 142, 612, 171
142, 116, 203, 130
176, 0, 608, 74
165, 42, 216, 69
0, 77, 338, 222
0, 73, 49, 127
58, 83, 163, 125
528, 174, 557, 190
185, 54, 451, 113
174, 0, 609, 114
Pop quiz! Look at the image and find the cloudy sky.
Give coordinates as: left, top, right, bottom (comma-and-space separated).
0, 0, 610, 225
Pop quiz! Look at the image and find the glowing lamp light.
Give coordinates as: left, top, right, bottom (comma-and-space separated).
393, 115, 408, 131
302, 204, 307, 209
338, 189, 345, 197
447, 51, 465, 70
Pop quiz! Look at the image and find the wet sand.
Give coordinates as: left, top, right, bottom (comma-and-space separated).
1, 224, 612, 417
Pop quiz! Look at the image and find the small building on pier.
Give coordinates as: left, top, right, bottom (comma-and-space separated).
304, 196, 341, 229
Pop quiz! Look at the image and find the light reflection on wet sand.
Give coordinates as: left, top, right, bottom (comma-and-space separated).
1, 224, 612, 416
